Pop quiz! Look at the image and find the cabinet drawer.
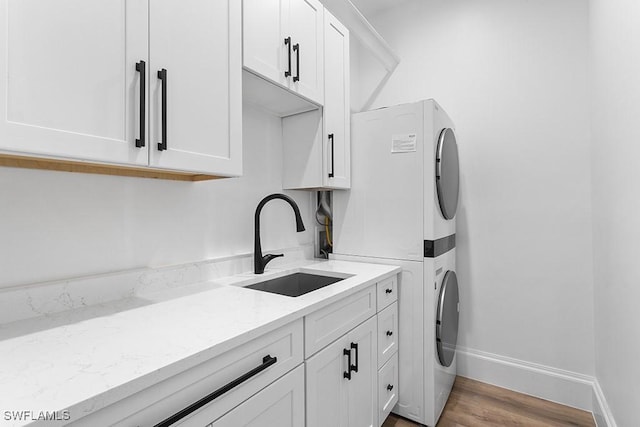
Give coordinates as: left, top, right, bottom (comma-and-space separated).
76, 320, 303, 426
377, 275, 398, 310
377, 302, 398, 368
378, 352, 399, 426
207, 364, 305, 427
305, 285, 376, 357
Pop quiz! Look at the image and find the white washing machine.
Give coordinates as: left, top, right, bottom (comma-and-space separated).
426, 250, 458, 424
332, 252, 459, 426
333, 99, 461, 426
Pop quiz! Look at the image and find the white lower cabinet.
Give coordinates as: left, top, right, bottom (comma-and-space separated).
70, 320, 303, 426
304, 285, 377, 357
208, 365, 305, 427
377, 302, 399, 368
306, 316, 378, 427
377, 353, 399, 426
347, 317, 378, 427
376, 275, 398, 311
69, 275, 400, 427
305, 332, 349, 427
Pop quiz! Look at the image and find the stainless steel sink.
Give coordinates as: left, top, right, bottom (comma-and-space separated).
245, 273, 344, 297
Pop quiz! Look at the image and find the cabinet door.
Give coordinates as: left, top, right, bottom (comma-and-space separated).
289, 0, 324, 104
347, 316, 378, 427
323, 9, 350, 189
209, 365, 305, 427
282, 110, 323, 190
0, 0, 148, 165
243, 0, 290, 88
149, 0, 241, 176
306, 334, 350, 427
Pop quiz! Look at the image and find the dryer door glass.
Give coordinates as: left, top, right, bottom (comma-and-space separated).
436, 270, 459, 367
435, 128, 460, 220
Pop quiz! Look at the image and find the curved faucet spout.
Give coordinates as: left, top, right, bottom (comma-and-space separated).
254, 193, 306, 274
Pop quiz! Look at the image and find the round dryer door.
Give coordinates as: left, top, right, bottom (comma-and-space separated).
436, 270, 459, 367
436, 128, 460, 220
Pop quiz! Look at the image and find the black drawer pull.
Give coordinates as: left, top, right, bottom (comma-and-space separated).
343, 348, 352, 380
154, 355, 277, 427
157, 68, 167, 151
350, 342, 358, 373
386, 330, 393, 337
135, 60, 146, 148
387, 384, 394, 391
328, 133, 335, 178
385, 288, 393, 294
284, 37, 292, 77
293, 43, 300, 82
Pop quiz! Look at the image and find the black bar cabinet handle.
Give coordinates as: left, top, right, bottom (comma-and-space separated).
385, 288, 393, 294
387, 384, 394, 391
293, 43, 300, 82
157, 68, 167, 151
284, 37, 292, 77
386, 330, 393, 336
154, 355, 277, 427
343, 348, 352, 380
350, 342, 358, 373
328, 133, 335, 178
135, 60, 146, 148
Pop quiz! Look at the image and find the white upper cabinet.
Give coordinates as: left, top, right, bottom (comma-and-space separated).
289, 0, 324, 104
0, 0, 149, 165
323, 8, 350, 189
149, 0, 242, 176
0, 0, 241, 179
282, 8, 350, 190
243, 0, 290, 89
243, 0, 324, 105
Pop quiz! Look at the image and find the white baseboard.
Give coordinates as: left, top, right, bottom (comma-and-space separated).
452, 347, 620, 426
592, 380, 617, 427
456, 346, 595, 411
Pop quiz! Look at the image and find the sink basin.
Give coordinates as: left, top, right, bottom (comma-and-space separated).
246, 273, 344, 297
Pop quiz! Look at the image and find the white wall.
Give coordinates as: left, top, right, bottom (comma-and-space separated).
0, 106, 314, 288
355, 0, 594, 376
590, 0, 640, 424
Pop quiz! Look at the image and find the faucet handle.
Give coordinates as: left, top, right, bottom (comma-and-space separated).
262, 253, 284, 268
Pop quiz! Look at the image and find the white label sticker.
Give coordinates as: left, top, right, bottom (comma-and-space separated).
391, 133, 417, 153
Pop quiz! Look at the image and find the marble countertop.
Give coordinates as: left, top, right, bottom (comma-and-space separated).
0, 260, 400, 427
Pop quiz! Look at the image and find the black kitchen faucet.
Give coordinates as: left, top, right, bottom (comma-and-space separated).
254, 193, 306, 274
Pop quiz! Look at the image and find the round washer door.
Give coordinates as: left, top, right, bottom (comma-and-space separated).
436, 270, 459, 367
436, 128, 460, 220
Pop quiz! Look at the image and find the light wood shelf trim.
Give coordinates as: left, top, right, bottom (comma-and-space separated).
0, 153, 223, 182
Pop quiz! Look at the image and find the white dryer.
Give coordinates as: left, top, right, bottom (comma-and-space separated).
333, 99, 461, 426
425, 100, 458, 242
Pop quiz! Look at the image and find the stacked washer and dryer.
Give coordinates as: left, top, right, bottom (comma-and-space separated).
333, 99, 460, 426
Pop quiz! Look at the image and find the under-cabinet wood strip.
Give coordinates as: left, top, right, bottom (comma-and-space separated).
382, 376, 595, 427
0, 153, 222, 181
